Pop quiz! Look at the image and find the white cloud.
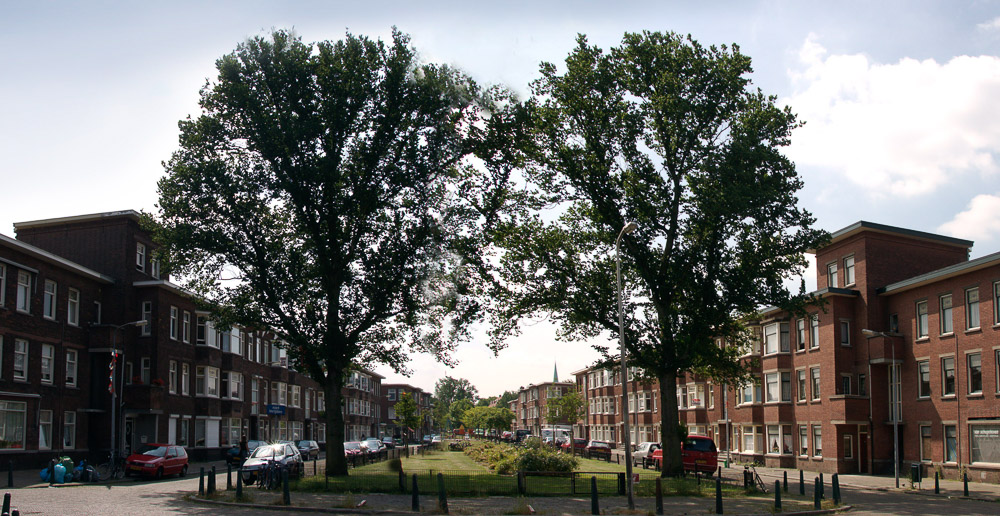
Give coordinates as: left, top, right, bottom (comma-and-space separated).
977, 17, 1000, 31
782, 34, 1000, 197
938, 194, 1000, 249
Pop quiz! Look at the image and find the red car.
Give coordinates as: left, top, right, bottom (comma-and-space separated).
651, 435, 718, 474
125, 444, 189, 479
560, 438, 588, 454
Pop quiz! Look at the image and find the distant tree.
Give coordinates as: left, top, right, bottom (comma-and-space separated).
492, 31, 828, 477
546, 390, 586, 455
463, 406, 514, 434
434, 377, 479, 408
393, 392, 421, 446
476, 396, 496, 407
448, 398, 474, 431
497, 390, 518, 407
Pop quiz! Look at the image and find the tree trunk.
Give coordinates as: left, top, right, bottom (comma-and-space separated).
325, 376, 349, 476
659, 371, 683, 477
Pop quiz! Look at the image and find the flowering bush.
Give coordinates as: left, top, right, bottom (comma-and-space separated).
463, 439, 577, 474
150, 378, 165, 387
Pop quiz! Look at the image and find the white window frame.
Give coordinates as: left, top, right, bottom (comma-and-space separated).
13, 339, 28, 381
140, 357, 150, 385
916, 300, 929, 338
812, 425, 823, 457
169, 361, 177, 394
940, 294, 953, 334
39, 409, 53, 450
181, 363, 190, 396
16, 271, 31, 313
0, 264, 5, 307
169, 306, 178, 340
827, 262, 838, 288
966, 287, 980, 330
968, 353, 982, 395
942, 356, 956, 396
809, 314, 819, 349
917, 360, 930, 398
810, 367, 820, 401
65, 349, 77, 387
136, 242, 146, 271
63, 411, 76, 449
839, 320, 850, 346
67, 288, 79, 326
140, 301, 152, 336
843, 256, 855, 286
43, 280, 57, 320
40, 344, 54, 384
182, 312, 190, 343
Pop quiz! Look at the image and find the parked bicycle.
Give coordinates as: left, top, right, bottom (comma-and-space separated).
96, 454, 125, 481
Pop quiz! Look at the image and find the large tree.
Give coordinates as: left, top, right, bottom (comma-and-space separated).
492, 32, 827, 476
434, 376, 479, 407
155, 30, 520, 476
546, 390, 586, 455
393, 392, 421, 447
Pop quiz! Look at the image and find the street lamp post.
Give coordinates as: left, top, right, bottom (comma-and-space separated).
616, 221, 637, 510
861, 329, 899, 488
107, 320, 148, 469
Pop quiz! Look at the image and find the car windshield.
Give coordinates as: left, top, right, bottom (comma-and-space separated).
137, 445, 169, 457
250, 444, 286, 459
297, 441, 312, 447
344, 442, 361, 451
685, 438, 717, 452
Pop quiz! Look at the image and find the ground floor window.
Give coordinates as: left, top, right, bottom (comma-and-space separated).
798, 425, 808, 456
945, 425, 957, 462
970, 424, 1000, 464
920, 426, 932, 462
812, 426, 822, 457
221, 417, 240, 446
39, 410, 52, 450
291, 421, 303, 440
0, 401, 26, 449
843, 433, 853, 459
62, 412, 76, 449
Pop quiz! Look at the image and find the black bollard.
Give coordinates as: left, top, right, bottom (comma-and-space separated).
436, 473, 448, 514
655, 477, 663, 515
226, 464, 232, 490
282, 470, 290, 505
814, 477, 821, 510
11, 510, 17, 516
313, 458, 317, 476
715, 476, 722, 514
774, 480, 781, 511
198, 467, 205, 495
207, 466, 216, 495
2, 492, 9, 514
783, 470, 788, 492
964, 472, 969, 497
236, 467, 243, 499
412, 474, 419, 512
399, 469, 405, 493
819, 472, 824, 499
591, 476, 599, 515
799, 469, 805, 495
833, 473, 841, 504
934, 471, 939, 494
48, 460, 55, 486
7, 461, 12, 488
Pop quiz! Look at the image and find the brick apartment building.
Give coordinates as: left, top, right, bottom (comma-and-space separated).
509, 380, 575, 436
0, 210, 338, 467
569, 221, 1000, 480
343, 369, 383, 441
381, 384, 433, 441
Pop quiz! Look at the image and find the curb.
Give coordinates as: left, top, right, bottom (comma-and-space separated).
192, 496, 418, 515
902, 488, 1000, 504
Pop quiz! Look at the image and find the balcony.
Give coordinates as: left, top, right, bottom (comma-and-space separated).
866, 335, 903, 364
123, 384, 165, 411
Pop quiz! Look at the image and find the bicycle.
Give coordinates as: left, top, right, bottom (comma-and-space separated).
96, 454, 126, 481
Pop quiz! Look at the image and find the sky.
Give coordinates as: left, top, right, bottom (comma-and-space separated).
2, 1, 1000, 397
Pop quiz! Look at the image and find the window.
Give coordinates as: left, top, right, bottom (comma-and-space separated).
839, 320, 850, 346
916, 301, 928, 338
195, 420, 206, 447
93, 301, 101, 325
810, 368, 820, 400
140, 357, 150, 385
841, 375, 851, 395
63, 412, 76, 449
226, 372, 242, 399
177, 418, 189, 447
150, 257, 160, 279
0, 264, 5, 307
944, 425, 957, 462
41, 344, 54, 384
13, 339, 27, 380
43, 280, 57, 319
971, 424, 1000, 463
181, 363, 190, 396
140, 301, 152, 336
844, 256, 855, 286
917, 361, 930, 398
798, 425, 808, 456
182, 312, 190, 343
809, 315, 819, 348
888, 313, 899, 333
942, 357, 956, 396
169, 307, 178, 340
136, 242, 146, 271
196, 366, 220, 397
920, 426, 932, 462
388, 389, 396, 401
796, 319, 805, 351
940, 294, 953, 334
764, 324, 779, 355
797, 370, 806, 401
995, 281, 1000, 326
169, 361, 177, 394
65, 349, 77, 387
781, 372, 791, 402
251, 378, 259, 414
966, 288, 980, 330
0, 402, 26, 449
292, 385, 300, 407
765, 373, 780, 402
16, 271, 30, 313
844, 434, 854, 459
968, 353, 982, 395
858, 373, 867, 396
67, 288, 79, 326
812, 426, 823, 457
39, 410, 52, 450
827, 262, 838, 288
196, 316, 206, 344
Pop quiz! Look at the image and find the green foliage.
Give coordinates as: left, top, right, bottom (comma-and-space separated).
435, 377, 479, 407
387, 458, 402, 472
393, 392, 421, 437
491, 30, 829, 477
448, 398, 474, 429
463, 440, 578, 474
546, 390, 585, 425
461, 406, 514, 433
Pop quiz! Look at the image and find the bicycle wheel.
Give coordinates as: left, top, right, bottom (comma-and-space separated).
96, 462, 111, 481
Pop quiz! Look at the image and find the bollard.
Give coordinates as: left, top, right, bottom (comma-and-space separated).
227, 464, 232, 490
833, 473, 841, 504
2, 492, 9, 515
7, 461, 12, 488
774, 480, 781, 512
282, 470, 290, 505
799, 469, 805, 495
783, 470, 788, 492
591, 476, 599, 515
655, 477, 663, 515
715, 476, 722, 514
819, 472, 824, 499
517, 470, 524, 495
934, 471, 939, 494
236, 467, 243, 499
11, 510, 17, 516
436, 473, 448, 514
314, 458, 317, 476
198, 467, 205, 495
48, 460, 55, 486
964, 472, 969, 497
412, 474, 419, 512
399, 469, 406, 493
814, 477, 821, 510
617, 472, 626, 496
207, 466, 216, 495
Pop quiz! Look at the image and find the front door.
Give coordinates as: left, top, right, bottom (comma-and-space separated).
124, 417, 135, 457
859, 431, 869, 473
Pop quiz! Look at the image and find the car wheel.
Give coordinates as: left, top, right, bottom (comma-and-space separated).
180, 465, 188, 477
155, 468, 163, 480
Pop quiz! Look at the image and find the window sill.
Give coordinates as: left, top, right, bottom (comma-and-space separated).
916, 396, 931, 401
809, 347, 820, 352
941, 395, 957, 400
965, 328, 982, 335
916, 337, 930, 343
968, 393, 984, 399
940, 332, 954, 339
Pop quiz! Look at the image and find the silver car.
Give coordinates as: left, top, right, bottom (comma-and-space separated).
240, 443, 303, 486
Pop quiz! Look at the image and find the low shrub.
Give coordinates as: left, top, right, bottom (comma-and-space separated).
464, 439, 577, 474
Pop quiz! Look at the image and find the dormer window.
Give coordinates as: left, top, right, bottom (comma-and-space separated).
826, 262, 838, 288
136, 243, 146, 272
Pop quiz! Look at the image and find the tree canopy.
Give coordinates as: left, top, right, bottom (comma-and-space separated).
393, 392, 421, 442
434, 376, 479, 406
462, 406, 514, 434
155, 29, 519, 476
492, 31, 827, 476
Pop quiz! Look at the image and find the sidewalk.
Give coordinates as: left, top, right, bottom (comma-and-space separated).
3, 457, 233, 490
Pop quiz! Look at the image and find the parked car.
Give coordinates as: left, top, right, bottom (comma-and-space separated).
394, 437, 403, 446
500, 431, 513, 442
561, 438, 588, 454
362, 438, 385, 455
514, 429, 532, 442
296, 440, 320, 460
381, 436, 395, 449
633, 441, 661, 467
125, 444, 189, 479
431, 435, 442, 444
241, 442, 304, 485
585, 440, 612, 460
343, 441, 364, 458
422, 435, 433, 444
651, 435, 718, 475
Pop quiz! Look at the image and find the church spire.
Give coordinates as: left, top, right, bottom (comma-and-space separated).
553, 362, 559, 382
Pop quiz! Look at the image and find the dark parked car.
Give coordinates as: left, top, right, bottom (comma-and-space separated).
381, 436, 395, 449
125, 444, 189, 479
343, 441, 363, 458
240, 442, 304, 485
226, 439, 267, 465
297, 440, 320, 460
585, 440, 612, 460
